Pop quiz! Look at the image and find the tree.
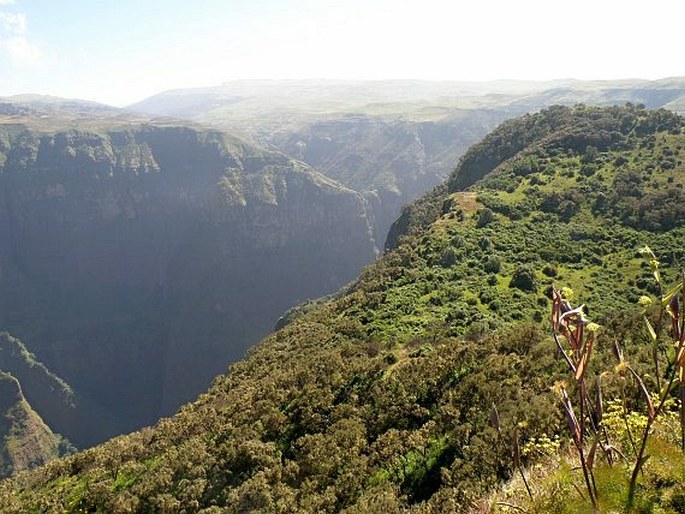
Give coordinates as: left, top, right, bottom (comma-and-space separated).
476, 208, 496, 228
510, 265, 537, 292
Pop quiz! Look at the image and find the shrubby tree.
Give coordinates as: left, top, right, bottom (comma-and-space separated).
510, 265, 537, 292
476, 208, 496, 228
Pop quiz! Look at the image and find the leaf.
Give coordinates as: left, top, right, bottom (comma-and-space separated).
551, 287, 563, 331
573, 322, 585, 352
595, 375, 603, 423
639, 245, 655, 259
667, 292, 681, 321
586, 436, 600, 470
554, 333, 576, 374
489, 403, 501, 435
661, 283, 682, 308
649, 258, 661, 285
574, 331, 594, 382
628, 366, 655, 420
513, 427, 521, 468
558, 305, 587, 325
644, 316, 657, 342
612, 341, 624, 363
562, 388, 581, 447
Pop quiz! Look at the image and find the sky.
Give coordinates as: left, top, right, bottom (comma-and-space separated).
0, 0, 683, 106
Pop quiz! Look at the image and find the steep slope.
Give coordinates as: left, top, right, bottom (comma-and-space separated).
267, 111, 506, 244
0, 371, 68, 478
1, 105, 684, 512
0, 106, 377, 447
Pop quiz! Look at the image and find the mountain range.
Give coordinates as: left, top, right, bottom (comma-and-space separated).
130, 78, 685, 243
1, 104, 683, 512
1, 79, 685, 493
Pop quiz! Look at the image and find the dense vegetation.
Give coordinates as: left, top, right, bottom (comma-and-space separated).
1, 105, 683, 512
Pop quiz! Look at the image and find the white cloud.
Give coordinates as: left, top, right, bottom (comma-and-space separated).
2, 34, 41, 66
0, 0, 16, 5
0, 12, 26, 34
0, 8, 42, 67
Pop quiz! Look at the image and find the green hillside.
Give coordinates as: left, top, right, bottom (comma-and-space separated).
0, 371, 70, 478
1, 105, 684, 512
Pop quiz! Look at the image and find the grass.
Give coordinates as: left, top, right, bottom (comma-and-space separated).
486, 435, 685, 513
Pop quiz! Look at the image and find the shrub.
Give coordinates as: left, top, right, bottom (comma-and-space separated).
476, 208, 496, 228
542, 264, 558, 277
510, 265, 537, 292
484, 256, 501, 274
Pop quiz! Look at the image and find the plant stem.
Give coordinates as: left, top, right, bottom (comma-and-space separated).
680, 383, 685, 452
627, 417, 652, 510
621, 387, 638, 456
652, 345, 662, 391
576, 446, 597, 509
518, 464, 534, 503
628, 370, 678, 509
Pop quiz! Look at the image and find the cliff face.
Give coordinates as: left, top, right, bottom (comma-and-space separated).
0, 332, 109, 457
0, 122, 377, 447
267, 113, 505, 244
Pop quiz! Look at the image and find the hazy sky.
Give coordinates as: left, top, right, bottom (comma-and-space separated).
0, 0, 683, 106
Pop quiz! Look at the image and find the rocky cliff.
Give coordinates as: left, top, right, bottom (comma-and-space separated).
267, 113, 505, 243
0, 114, 377, 447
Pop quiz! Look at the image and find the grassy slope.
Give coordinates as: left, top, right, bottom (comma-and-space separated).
0, 105, 684, 512
0, 372, 66, 478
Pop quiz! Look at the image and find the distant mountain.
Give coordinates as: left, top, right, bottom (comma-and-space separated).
267, 111, 507, 243
128, 78, 685, 125
0, 95, 138, 128
0, 106, 377, 447
3, 105, 682, 512
129, 78, 685, 242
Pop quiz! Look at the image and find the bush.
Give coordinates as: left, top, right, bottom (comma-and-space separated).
476, 208, 496, 228
483, 256, 501, 273
541, 264, 557, 277
440, 248, 459, 267
510, 265, 537, 292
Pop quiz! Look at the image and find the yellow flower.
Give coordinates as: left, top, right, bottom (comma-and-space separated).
614, 361, 629, 375
638, 295, 653, 307
550, 380, 568, 398
561, 287, 574, 301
